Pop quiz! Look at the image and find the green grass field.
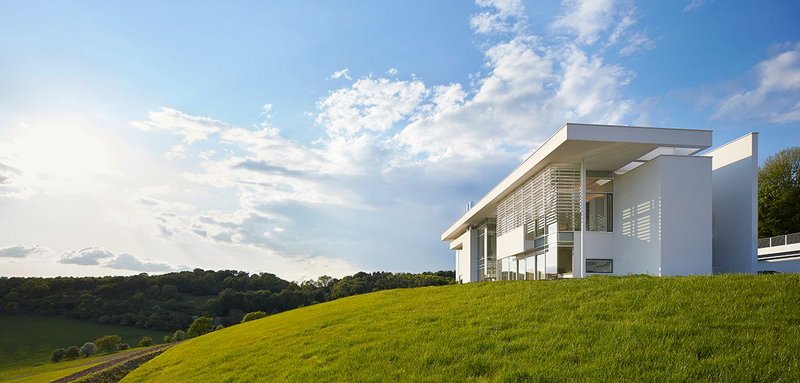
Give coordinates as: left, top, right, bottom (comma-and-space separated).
123, 274, 800, 382
0, 314, 170, 370
0, 346, 146, 383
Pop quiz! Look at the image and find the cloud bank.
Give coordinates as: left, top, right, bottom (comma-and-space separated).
59, 247, 180, 272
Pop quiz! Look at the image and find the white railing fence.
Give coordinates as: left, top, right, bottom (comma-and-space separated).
758, 232, 800, 248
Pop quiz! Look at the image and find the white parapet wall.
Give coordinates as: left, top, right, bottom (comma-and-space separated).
497, 225, 526, 259
706, 133, 758, 274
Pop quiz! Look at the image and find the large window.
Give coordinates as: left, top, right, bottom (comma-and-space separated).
497, 257, 518, 281
586, 193, 613, 231
557, 247, 573, 277
586, 173, 614, 232
477, 220, 496, 282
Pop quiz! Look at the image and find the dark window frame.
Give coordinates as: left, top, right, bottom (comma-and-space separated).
585, 258, 613, 274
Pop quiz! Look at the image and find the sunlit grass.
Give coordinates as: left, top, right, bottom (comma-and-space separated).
124, 275, 800, 382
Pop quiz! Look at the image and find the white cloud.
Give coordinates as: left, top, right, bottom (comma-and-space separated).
714, 43, 800, 123
552, 0, 617, 45
59, 247, 116, 265
262, 103, 273, 115
316, 77, 427, 137
683, 0, 708, 12
551, 0, 652, 55
330, 68, 352, 80
386, 68, 398, 76
470, 0, 526, 34
105, 253, 176, 272
619, 32, 655, 56
0, 245, 50, 258
165, 144, 187, 159
58, 246, 181, 272
131, 107, 227, 144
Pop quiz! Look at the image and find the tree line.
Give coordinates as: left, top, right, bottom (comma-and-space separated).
0, 269, 454, 331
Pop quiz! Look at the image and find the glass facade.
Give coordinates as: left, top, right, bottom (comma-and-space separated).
476, 220, 496, 282
495, 164, 581, 280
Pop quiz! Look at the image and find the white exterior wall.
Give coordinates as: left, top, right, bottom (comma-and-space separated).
608, 155, 712, 276
707, 133, 758, 274
758, 258, 800, 273
613, 158, 663, 275
659, 156, 713, 275
497, 226, 526, 259
580, 232, 613, 274
455, 230, 476, 283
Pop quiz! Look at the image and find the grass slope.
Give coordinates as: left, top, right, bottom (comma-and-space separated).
124, 275, 800, 382
0, 314, 170, 370
0, 347, 148, 383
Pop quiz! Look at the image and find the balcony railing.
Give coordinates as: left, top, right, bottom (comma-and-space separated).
758, 232, 800, 248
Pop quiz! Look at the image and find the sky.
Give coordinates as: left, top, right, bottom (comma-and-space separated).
1, 0, 799, 281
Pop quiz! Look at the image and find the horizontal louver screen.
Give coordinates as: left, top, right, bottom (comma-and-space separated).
496, 164, 581, 237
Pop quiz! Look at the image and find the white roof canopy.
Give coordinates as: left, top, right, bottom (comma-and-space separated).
441, 123, 712, 241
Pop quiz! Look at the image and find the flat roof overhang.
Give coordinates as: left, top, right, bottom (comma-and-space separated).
441, 123, 712, 241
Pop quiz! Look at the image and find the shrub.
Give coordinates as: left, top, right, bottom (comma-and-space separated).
65, 345, 80, 360
172, 329, 186, 342
80, 342, 96, 357
138, 336, 153, 347
164, 335, 173, 343
95, 335, 122, 353
241, 311, 267, 323
50, 348, 66, 363
187, 316, 216, 338
120, 343, 130, 350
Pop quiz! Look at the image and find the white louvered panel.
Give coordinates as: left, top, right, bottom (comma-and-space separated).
495, 163, 581, 237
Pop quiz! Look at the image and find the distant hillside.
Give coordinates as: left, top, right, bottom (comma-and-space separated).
123, 275, 800, 382
0, 270, 453, 331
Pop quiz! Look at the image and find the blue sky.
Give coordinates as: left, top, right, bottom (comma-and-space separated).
1, 0, 798, 280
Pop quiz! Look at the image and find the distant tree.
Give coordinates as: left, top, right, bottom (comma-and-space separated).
164, 335, 173, 343
187, 316, 216, 338
161, 284, 178, 300
760, 146, 800, 237
172, 329, 186, 342
224, 309, 244, 326
316, 275, 335, 288
65, 345, 80, 360
94, 335, 122, 353
80, 342, 96, 357
241, 311, 267, 323
138, 336, 153, 347
50, 348, 66, 363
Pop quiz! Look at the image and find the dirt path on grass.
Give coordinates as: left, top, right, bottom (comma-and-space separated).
50, 343, 174, 383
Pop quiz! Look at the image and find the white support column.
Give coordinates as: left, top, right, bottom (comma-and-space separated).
579, 158, 586, 278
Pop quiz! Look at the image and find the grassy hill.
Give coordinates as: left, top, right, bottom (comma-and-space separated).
123, 275, 800, 382
0, 346, 154, 383
0, 314, 170, 370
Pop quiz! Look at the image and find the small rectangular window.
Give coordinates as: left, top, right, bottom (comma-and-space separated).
586, 259, 613, 273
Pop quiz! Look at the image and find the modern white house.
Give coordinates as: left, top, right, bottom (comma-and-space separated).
442, 123, 759, 283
